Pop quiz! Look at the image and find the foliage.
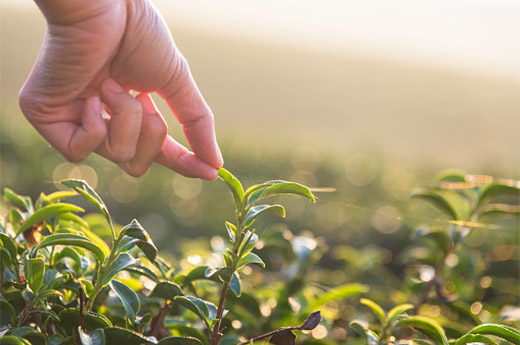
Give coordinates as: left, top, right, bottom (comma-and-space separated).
0, 169, 518, 345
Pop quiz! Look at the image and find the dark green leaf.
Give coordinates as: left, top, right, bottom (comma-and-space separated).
118, 219, 147, 241
54, 247, 83, 276
397, 316, 449, 345
413, 227, 452, 254
100, 253, 138, 286
125, 264, 158, 282
25, 258, 45, 293
33, 233, 105, 263
150, 281, 183, 300
360, 298, 386, 325
0, 233, 17, 262
412, 188, 471, 220
61, 179, 113, 236
103, 327, 156, 345
175, 296, 217, 322
58, 308, 112, 336
237, 252, 265, 269
350, 320, 379, 345
0, 248, 12, 268
243, 205, 285, 227
229, 272, 241, 297
16, 203, 84, 235
109, 280, 140, 323
47, 334, 66, 345
218, 168, 245, 210
479, 181, 520, 206
0, 295, 15, 325
467, 324, 520, 345
79, 328, 106, 345
11, 327, 47, 345
158, 337, 203, 345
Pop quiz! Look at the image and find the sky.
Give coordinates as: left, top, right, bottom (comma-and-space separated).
153, 0, 520, 80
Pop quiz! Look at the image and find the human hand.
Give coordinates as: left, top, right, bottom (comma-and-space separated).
19, 0, 223, 180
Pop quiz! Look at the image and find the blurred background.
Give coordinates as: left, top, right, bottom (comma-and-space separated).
1, 0, 518, 266
1, 1, 519, 339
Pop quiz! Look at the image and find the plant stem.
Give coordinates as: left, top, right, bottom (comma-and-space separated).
237, 326, 299, 345
211, 281, 230, 345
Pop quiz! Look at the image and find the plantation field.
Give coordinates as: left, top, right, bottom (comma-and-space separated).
0, 4, 518, 345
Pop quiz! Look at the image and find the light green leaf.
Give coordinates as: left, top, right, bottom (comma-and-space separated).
479, 203, 520, 218
225, 221, 237, 243
16, 203, 84, 235
467, 323, 520, 345
478, 181, 520, 207
3, 188, 33, 212
79, 327, 106, 345
100, 253, 138, 286
237, 252, 265, 269
0, 336, 32, 345
150, 281, 183, 300
246, 180, 316, 206
158, 336, 203, 345
397, 316, 449, 345
387, 303, 414, 325
360, 298, 386, 325
412, 188, 471, 220
33, 233, 105, 263
25, 258, 45, 293
243, 204, 285, 227
218, 168, 245, 211
310, 283, 369, 310
110, 280, 140, 323
34, 289, 63, 304
46, 191, 77, 201
61, 179, 114, 237
238, 231, 258, 257
59, 212, 89, 229
455, 334, 498, 345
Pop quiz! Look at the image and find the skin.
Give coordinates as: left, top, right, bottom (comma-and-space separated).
19, 0, 223, 179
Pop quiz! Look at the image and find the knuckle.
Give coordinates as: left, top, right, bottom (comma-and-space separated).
125, 164, 150, 178
62, 150, 87, 163
110, 148, 136, 163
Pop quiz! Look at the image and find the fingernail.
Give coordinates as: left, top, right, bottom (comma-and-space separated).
139, 94, 156, 114
105, 78, 124, 93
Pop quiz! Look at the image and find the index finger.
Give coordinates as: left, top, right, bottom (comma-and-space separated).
157, 53, 223, 169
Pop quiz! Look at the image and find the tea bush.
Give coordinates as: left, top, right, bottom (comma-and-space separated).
0, 169, 519, 345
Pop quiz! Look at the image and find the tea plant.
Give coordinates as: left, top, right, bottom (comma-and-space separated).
0, 168, 321, 345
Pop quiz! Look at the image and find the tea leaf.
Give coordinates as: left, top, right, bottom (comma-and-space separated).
0, 336, 32, 345
360, 298, 386, 325
101, 253, 138, 286
110, 280, 140, 324
33, 233, 105, 263
103, 327, 157, 344
3, 188, 33, 213
229, 272, 241, 297
387, 303, 414, 325
412, 188, 471, 220
218, 168, 245, 211
310, 283, 369, 309
16, 203, 84, 235
455, 334, 498, 345
25, 258, 45, 293
269, 330, 296, 345
158, 337, 203, 345
246, 180, 316, 206
299, 311, 321, 330
237, 252, 265, 269
467, 324, 520, 344
79, 327, 106, 345
243, 204, 285, 227
397, 316, 449, 345
150, 281, 183, 300
175, 295, 217, 323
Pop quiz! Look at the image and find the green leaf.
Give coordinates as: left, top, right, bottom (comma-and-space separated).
175, 296, 217, 323
118, 220, 157, 262
218, 168, 245, 210
387, 303, 414, 325
46, 191, 78, 201
60, 212, 89, 229
11, 327, 46, 345
229, 272, 241, 297
479, 203, 520, 218
243, 204, 285, 227
25, 258, 45, 293
0, 248, 12, 268
412, 188, 471, 220
54, 247, 83, 275
397, 316, 449, 345
299, 311, 322, 330
47, 334, 66, 345
150, 281, 183, 300
3, 188, 33, 212
478, 181, 520, 207
34, 289, 63, 304
350, 320, 379, 345
435, 170, 466, 182
33, 233, 105, 263
125, 264, 158, 282
61, 179, 114, 237
158, 337, 203, 345
310, 283, 369, 310
0, 336, 32, 345
455, 334, 498, 345
58, 308, 112, 336
0, 233, 17, 262
237, 252, 265, 269
246, 180, 316, 206
360, 298, 386, 325
225, 221, 237, 243
413, 227, 452, 254
16, 203, 84, 235
79, 328, 106, 345
467, 324, 520, 345
100, 253, 138, 286
238, 232, 258, 257
0, 295, 15, 326
103, 327, 156, 345
80, 278, 95, 298
109, 280, 140, 324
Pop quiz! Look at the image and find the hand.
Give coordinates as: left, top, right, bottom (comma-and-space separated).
19, 0, 223, 179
